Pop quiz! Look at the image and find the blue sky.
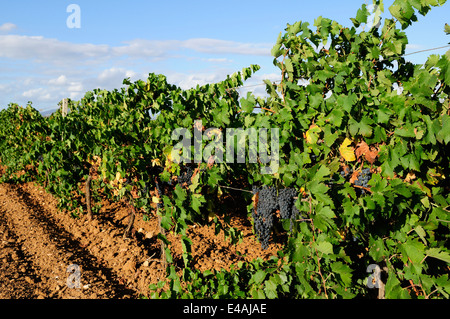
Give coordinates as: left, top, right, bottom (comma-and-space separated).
0, 0, 449, 112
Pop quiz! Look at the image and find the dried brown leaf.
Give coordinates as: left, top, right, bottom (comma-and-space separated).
355, 141, 370, 160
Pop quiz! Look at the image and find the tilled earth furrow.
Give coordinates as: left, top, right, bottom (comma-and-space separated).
0, 211, 50, 298
1, 178, 283, 299
0, 183, 137, 298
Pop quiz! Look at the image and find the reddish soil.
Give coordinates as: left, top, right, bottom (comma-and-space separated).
0, 180, 282, 299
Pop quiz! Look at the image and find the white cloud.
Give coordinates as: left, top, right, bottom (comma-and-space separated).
48, 75, 68, 86
167, 71, 227, 90
112, 38, 271, 59
68, 82, 84, 94
0, 23, 17, 32
98, 68, 137, 81
112, 39, 178, 59
8, 74, 85, 107
204, 58, 234, 63
22, 88, 52, 101
0, 34, 271, 65
0, 83, 10, 94
0, 29, 274, 110
3, 68, 281, 111
182, 38, 271, 56
23, 78, 34, 86
0, 34, 110, 64
46, 75, 83, 99
96, 67, 142, 90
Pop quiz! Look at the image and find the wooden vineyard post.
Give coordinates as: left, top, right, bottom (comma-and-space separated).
61, 98, 69, 117
158, 213, 167, 270
123, 200, 136, 240
60, 98, 68, 143
85, 175, 93, 220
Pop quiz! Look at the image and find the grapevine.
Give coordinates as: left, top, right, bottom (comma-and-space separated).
0, 0, 449, 299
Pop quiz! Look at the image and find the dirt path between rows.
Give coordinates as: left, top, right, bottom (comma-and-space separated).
0, 181, 281, 299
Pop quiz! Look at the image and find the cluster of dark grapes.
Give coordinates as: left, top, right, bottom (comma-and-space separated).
251, 186, 301, 249
278, 188, 298, 220
142, 182, 149, 195
340, 166, 372, 195
65, 151, 82, 171
139, 179, 166, 209
354, 168, 372, 195
252, 186, 277, 250
177, 166, 194, 187
139, 165, 197, 210
340, 167, 353, 179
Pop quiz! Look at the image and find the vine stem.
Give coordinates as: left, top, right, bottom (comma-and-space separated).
259, 107, 276, 113
405, 257, 425, 297
353, 184, 373, 193
308, 196, 328, 298
278, 49, 289, 105
154, 179, 167, 270
426, 288, 439, 299
367, 73, 373, 91
404, 280, 422, 296
378, 18, 398, 48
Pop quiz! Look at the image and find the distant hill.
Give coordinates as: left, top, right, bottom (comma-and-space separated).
39, 108, 58, 117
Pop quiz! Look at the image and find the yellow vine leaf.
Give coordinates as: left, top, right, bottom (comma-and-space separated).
339, 138, 356, 162
305, 124, 322, 144
151, 158, 161, 167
